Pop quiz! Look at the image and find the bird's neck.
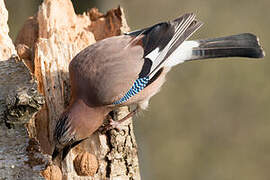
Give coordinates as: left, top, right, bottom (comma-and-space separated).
68, 99, 109, 140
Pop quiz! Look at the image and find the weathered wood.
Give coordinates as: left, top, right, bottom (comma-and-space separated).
0, 0, 141, 179
0, 0, 46, 179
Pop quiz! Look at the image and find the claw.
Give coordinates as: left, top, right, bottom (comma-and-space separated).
102, 117, 121, 132
107, 118, 122, 131
101, 107, 138, 133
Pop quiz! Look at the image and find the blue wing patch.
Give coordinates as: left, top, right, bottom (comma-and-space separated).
113, 77, 150, 105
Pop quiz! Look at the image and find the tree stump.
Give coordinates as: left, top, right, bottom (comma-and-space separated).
0, 0, 141, 179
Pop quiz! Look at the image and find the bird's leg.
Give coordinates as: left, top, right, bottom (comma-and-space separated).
104, 106, 138, 131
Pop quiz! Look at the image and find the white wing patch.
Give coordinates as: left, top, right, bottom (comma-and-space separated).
164, 40, 199, 67
145, 47, 160, 61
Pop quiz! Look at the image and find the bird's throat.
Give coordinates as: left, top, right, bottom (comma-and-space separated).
68, 99, 109, 140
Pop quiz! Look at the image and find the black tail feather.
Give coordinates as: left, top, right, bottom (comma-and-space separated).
191, 33, 265, 60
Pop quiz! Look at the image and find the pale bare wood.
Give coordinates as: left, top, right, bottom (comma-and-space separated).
0, 0, 15, 59
0, 0, 141, 179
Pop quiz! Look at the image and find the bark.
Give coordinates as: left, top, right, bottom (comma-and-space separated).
0, 0, 140, 179
0, 0, 46, 179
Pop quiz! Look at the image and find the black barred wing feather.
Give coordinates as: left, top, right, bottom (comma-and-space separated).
127, 13, 203, 79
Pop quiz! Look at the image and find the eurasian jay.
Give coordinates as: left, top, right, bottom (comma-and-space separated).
52, 13, 264, 160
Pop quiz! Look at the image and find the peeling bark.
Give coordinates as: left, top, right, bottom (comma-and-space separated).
0, 0, 47, 179
0, 0, 140, 179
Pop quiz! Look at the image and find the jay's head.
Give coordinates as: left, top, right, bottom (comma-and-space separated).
52, 99, 109, 160
52, 110, 77, 161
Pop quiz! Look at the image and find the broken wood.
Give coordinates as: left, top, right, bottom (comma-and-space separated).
0, 0, 141, 179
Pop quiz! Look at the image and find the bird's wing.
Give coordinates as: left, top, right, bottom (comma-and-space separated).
127, 13, 203, 79
112, 13, 203, 104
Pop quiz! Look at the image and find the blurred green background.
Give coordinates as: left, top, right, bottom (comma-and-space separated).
5, 0, 270, 179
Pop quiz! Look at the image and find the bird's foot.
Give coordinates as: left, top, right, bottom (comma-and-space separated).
101, 107, 138, 133
104, 117, 122, 132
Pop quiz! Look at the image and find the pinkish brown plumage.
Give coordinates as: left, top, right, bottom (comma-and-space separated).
52, 13, 264, 160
